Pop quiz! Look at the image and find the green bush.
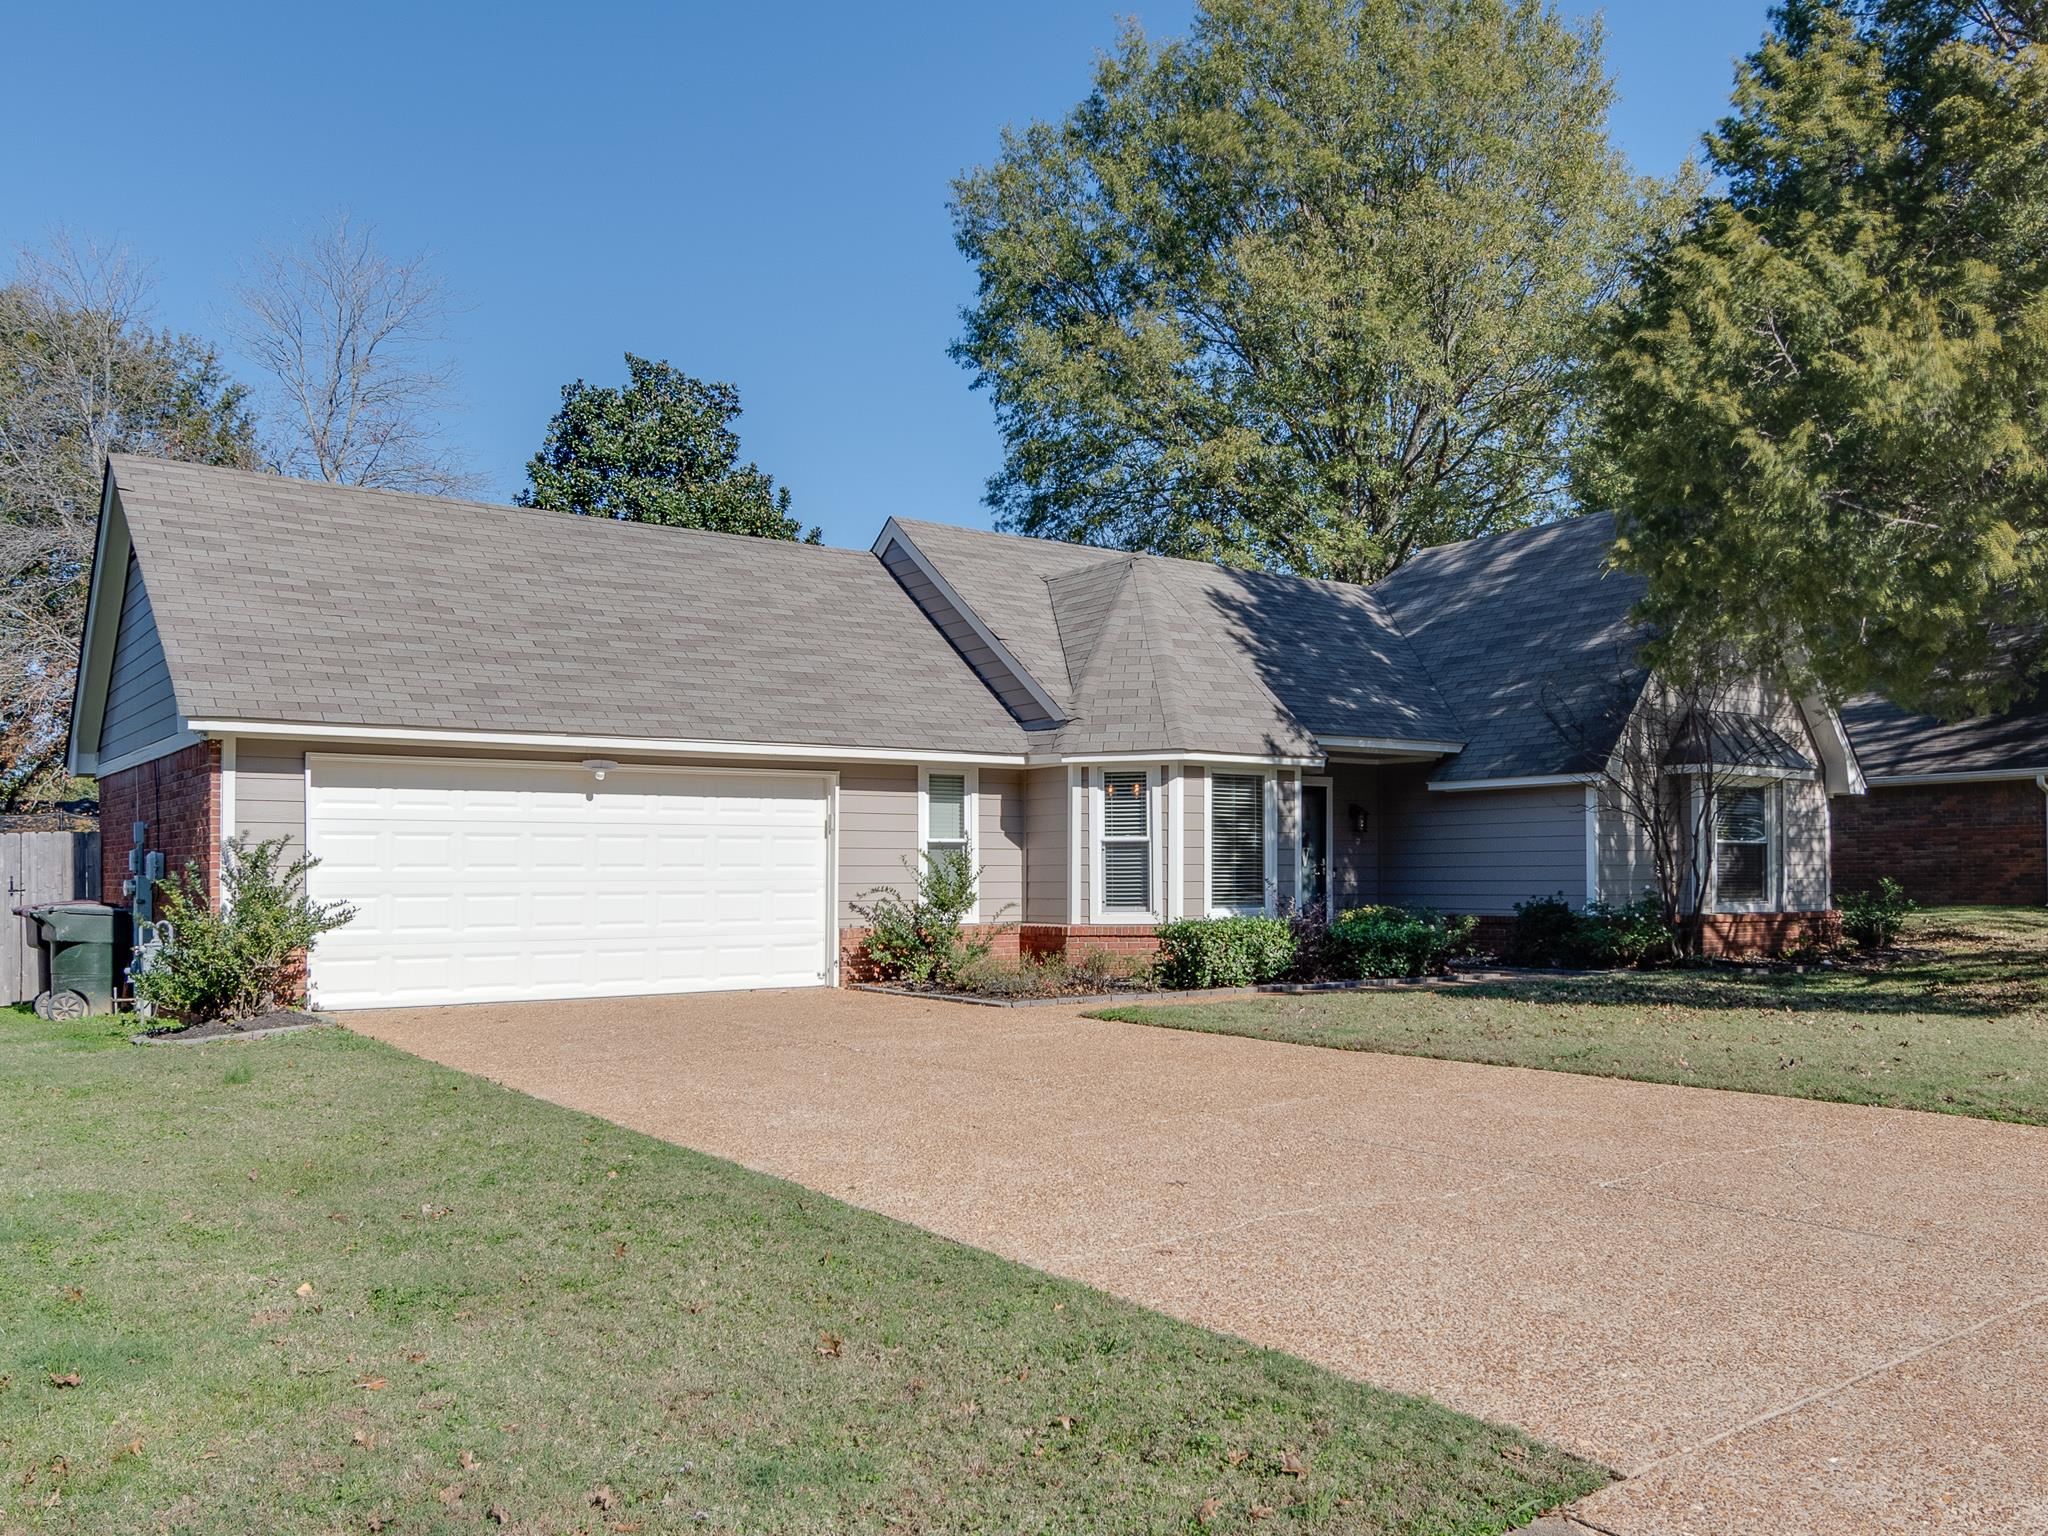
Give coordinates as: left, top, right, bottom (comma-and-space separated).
1152, 916, 1296, 989
850, 849, 1008, 986
134, 836, 355, 1022
1840, 877, 1915, 950
1507, 893, 1672, 968
1328, 905, 1476, 978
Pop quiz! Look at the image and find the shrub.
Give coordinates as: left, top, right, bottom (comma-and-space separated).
950, 947, 1148, 999
1152, 916, 1296, 989
1506, 892, 1672, 968
1328, 905, 1475, 978
850, 849, 1009, 985
134, 836, 355, 1022
1840, 877, 1914, 950
1506, 895, 1579, 966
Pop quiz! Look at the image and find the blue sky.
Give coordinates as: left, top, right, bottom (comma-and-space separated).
5, 1, 1770, 549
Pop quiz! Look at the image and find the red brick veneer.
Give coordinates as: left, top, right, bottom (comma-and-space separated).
1832, 780, 2046, 907
1467, 908, 1839, 960
97, 741, 221, 908
838, 923, 1159, 983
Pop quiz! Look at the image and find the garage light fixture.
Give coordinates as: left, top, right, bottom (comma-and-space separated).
581, 759, 619, 781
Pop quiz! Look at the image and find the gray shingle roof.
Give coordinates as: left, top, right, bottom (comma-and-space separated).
892, 518, 1465, 755
108, 456, 1032, 755
1840, 690, 2048, 779
1370, 513, 1649, 782
1662, 711, 1816, 776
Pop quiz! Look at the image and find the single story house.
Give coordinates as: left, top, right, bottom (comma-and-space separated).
68, 456, 1862, 1009
1834, 690, 2048, 906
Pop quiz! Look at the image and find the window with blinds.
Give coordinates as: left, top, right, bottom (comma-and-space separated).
926, 773, 968, 865
1099, 771, 1151, 911
1209, 773, 1266, 910
1714, 784, 1771, 904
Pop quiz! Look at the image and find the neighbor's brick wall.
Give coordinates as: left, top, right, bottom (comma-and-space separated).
1832, 781, 2046, 907
97, 741, 221, 908
1465, 908, 1840, 960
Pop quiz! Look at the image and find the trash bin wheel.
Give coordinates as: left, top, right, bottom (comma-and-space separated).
33, 990, 90, 1020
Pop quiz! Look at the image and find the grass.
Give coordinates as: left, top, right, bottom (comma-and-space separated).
1094, 907, 2048, 1126
0, 1011, 1606, 1535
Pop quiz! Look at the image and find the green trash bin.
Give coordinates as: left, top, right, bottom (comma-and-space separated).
18, 902, 131, 1019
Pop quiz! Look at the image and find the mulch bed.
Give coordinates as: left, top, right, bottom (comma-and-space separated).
138, 1009, 331, 1044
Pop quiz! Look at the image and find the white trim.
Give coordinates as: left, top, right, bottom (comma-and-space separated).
1664, 762, 1815, 782
1066, 766, 1085, 925
219, 734, 238, 867
1299, 774, 1333, 912
1166, 766, 1186, 921
1041, 750, 1326, 768
917, 764, 979, 923
1426, 772, 1600, 793
1204, 767, 1276, 917
1583, 783, 1599, 907
828, 775, 843, 983
873, 520, 1068, 724
1864, 767, 2048, 787
90, 728, 208, 780
187, 718, 1028, 767
1796, 693, 1866, 796
1315, 735, 1465, 756
65, 470, 124, 776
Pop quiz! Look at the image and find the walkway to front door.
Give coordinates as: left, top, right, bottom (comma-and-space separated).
349, 987, 2048, 1534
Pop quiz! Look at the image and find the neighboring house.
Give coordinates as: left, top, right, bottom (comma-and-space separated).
1835, 690, 2048, 906
68, 457, 1863, 1010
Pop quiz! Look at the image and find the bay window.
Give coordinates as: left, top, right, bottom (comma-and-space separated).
1713, 782, 1774, 908
1208, 772, 1269, 913
1098, 770, 1153, 914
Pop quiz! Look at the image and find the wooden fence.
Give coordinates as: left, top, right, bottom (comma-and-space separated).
2, 830, 102, 1005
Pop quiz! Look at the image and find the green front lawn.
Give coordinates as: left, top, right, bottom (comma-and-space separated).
1094, 907, 2048, 1125
0, 1011, 1604, 1535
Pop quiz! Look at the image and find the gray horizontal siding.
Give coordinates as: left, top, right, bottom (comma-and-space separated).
977, 767, 1026, 921
98, 553, 180, 761
1378, 766, 1587, 913
1024, 766, 1069, 923
881, 541, 1055, 726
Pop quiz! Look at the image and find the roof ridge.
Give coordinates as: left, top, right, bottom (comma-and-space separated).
109, 454, 877, 562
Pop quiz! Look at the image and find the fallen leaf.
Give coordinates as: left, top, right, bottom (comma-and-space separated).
437, 1484, 462, 1507
1249, 1504, 1275, 1521
357, 1377, 388, 1392
247, 1170, 259, 1182
367, 1513, 389, 1532
296, 1282, 315, 1298
606, 1170, 619, 1180
1224, 1449, 1248, 1466
488, 1507, 510, 1527
613, 1241, 628, 1259
459, 1450, 479, 1471
815, 1331, 843, 1359
118, 1438, 144, 1458
60, 1286, 83, 1303
352, 1430, 375, 1450
47, 1372, 81, 1388
1197, 1497, 1221, 1524
1016, 1366, 1029, 1382
956, 1399, 979, 1419
608, 1524, 643, 1534
251, 1307, 290, 1325
590, 1484, 619, 1510
1278, 1450, 1309, 1478
405, 1351, 427, 1364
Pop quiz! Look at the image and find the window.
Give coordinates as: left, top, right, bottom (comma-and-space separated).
925, 772, 969, 865
1714, 784, 1773, 906
1099, 771, 1152, 913
1209, 772, 1268, 911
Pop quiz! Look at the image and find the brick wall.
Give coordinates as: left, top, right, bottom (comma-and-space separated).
1466, 908, 1839, 960
1832, 780, 2046, 907
838, 922, 1157, 983
97, 741, 221, 909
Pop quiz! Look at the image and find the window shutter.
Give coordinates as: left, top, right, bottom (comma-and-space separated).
1210, 774, 1266, 909
1100, 771, 1151, 911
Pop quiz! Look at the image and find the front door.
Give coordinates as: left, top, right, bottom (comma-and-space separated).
1301, 782, 1330, 912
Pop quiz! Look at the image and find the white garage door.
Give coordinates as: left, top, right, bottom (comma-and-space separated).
306, 756, 833, 1009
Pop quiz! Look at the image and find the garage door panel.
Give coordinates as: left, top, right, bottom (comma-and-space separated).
308, 758, 832, 1008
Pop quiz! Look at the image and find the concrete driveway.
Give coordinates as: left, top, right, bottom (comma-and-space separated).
348, 987, 2048, 1534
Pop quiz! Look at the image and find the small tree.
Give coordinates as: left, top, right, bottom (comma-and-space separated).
135, 836, 354, 1021
519, 354, 818, 541
848, 849, 1008, 986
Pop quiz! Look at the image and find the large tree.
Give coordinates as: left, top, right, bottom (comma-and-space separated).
520, 354, 817, 541
233, 212, 473, 495
0, 238, 257, 808
1592, 0, 2048, 712
951, 0, 1678, 581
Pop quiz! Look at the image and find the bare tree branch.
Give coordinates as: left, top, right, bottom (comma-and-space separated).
232, 212, 476, 495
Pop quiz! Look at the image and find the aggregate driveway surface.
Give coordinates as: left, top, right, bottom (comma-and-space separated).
348, 988, 2048, 1534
